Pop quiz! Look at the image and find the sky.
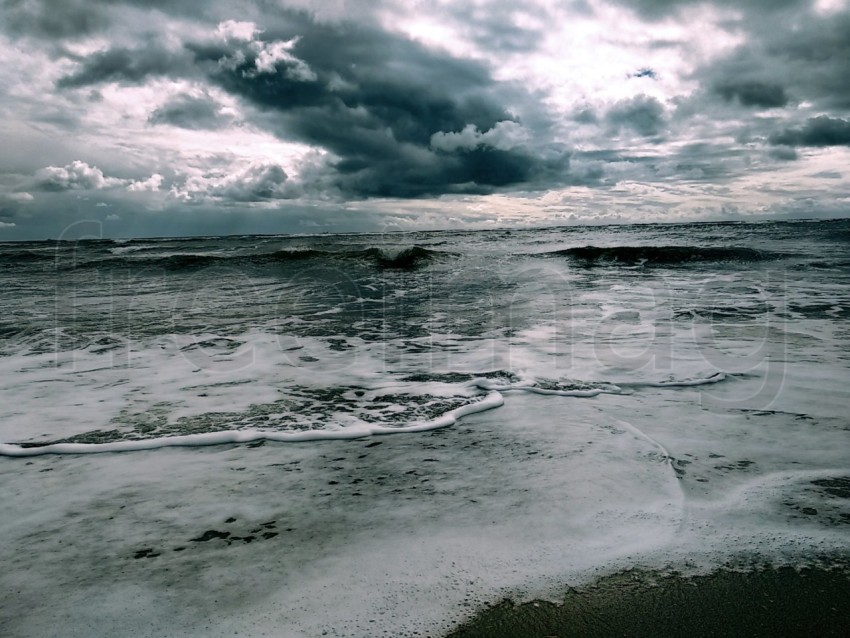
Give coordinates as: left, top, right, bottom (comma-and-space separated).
1, 0, 849, 239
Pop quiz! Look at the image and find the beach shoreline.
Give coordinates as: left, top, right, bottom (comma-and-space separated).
447, 561, 850, 637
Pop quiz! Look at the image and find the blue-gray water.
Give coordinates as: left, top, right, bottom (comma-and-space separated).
2, 218, 849, 448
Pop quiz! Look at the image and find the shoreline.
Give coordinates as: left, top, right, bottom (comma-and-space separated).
446, 561, 850, 637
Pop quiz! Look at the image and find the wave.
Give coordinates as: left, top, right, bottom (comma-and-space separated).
0, 250, 60, 264
0, 391, 505, 456
65, 245, 446, 271
0, 370, 731, 456
475, 371, 727, 394
543, 245, 784, 266
355, 246, 439, 269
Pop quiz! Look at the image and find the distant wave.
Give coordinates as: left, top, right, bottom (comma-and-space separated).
142, 249, 330, 270
64, 245, 447, 271
827, 229, 850, 242
543, 245, 784, 265
0, 250, 59, 264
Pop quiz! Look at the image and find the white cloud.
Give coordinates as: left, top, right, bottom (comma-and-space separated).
214, 21, 317, 81
34, 161, 126, 191
171, 162, 301, 202
814, 0, 848, 15
216, 20, 260, 42
251, 37, 317, 81
430, 121, 530, 152
128, 173, 164, 192
0, 221, 15, 228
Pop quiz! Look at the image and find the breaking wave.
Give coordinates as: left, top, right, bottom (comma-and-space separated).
355, 246, 438, 269
0, 250, 60, 265
59, 246, 446, 271
0, 371, 729, 456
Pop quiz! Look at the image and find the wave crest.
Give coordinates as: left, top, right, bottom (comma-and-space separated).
61, 246, 445, 271
545, 245, 782, 265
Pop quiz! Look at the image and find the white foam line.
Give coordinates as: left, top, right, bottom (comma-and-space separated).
617, 372, 727, 388
0, 392, 505, 457
478, 383, 619, 398
475, 373, 727, 396
614, 418, 673, 463
614, 418, 688, 532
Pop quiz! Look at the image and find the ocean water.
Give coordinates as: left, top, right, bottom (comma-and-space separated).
1, 219, 849, 636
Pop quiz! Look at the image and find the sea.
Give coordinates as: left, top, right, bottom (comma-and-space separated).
1, 219, 849, 636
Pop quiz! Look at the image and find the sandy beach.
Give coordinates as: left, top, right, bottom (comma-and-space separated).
448, 563, 850, 637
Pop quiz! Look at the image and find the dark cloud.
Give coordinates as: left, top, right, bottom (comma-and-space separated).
572, 108, 598, 124
769, 116, 850, 147
56, 44, 188, 88
46, 9, 570, 198
655, 142, 750, 182
766, 10, 850, 109
2, 0, 111, 39
714, 80, 788, 108
610, 0, 807, 21
191, 16, 567, 198
149, 93, 229, 130
605, 95, 665, 137
768, 146, 798, 161
690, 7, 850, 112
0, 193, 27, 224
2, 0, 220, 41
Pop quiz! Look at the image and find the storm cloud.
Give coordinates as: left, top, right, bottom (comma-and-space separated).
56, 45, 189, 88
690, 5, 850, 113
193, 18, 565, 197
605, 96, 665, 138
148, 93, 230, 130
770, 116, 850, 148
714, 80, 788, 108
50, 11, 569, 198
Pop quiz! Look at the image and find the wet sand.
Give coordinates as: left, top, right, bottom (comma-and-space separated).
448, 564, 850, 637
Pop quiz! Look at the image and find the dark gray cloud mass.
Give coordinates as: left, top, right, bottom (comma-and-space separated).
196, 18, 567, 197
56, 45, 189, 88
770, 116, 850, 148
691, 6, 850, 112
3, 0, 218, 40
605, 95, 665, 138
51, 10, 568, 198
148, 93, 230, 130
3, 0, 111, 38
714, 80, 788, 108
768, 146, 799, 161
611, 0, 808, 21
